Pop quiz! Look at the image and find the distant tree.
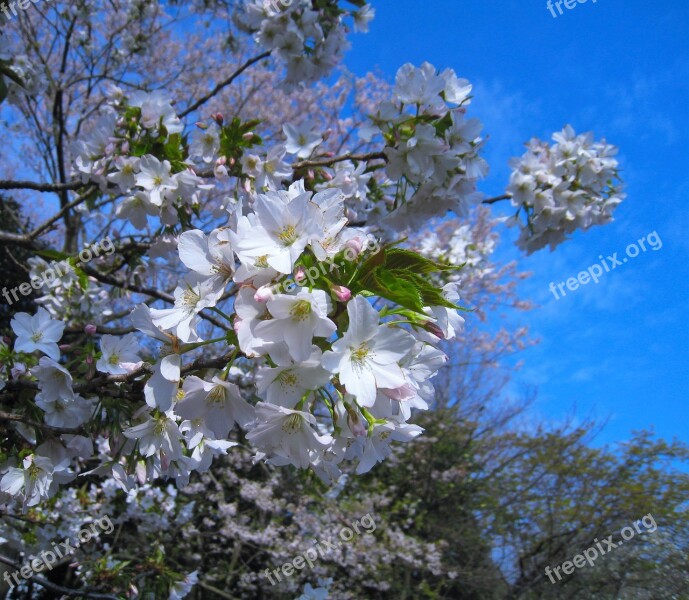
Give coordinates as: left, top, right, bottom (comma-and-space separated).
0, 196, 36, 332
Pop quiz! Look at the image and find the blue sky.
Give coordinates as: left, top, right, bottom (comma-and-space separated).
345, 0, 689, 446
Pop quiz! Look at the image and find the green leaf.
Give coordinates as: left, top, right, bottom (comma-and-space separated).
367, 267, 425, 313
35, 249, 70, 261
164, 133, 184, 162
385, 248, 460, 274
73, 265, 90, 291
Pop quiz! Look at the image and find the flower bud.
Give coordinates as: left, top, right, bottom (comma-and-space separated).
344, 237, 363, 257
214, 163, 229, 180
84, 324, 97, 335
294, 266, 307, 284
254, 285, 274, 303
348, 414, 367, 437
213, 112, 224, 125
332, 285, 351, 302
242, 132, 254, 141
11, 363, 26, 378
424, 321, 445, 339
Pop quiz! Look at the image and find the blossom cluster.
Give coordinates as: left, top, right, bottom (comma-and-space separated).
506, 125, 625, 253
26, 255, 115, 325
70, 88, 210, 228
362, 62, 488, 229
0, 468, 198, 598
0, 30, 43, 105
127, 178, 464, 484
236, 0, 374, 87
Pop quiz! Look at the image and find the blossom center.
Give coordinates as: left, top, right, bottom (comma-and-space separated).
350, 343, 370, 366
154, 416, 168, 436
289, 300, 312, 321
181, 289, 200, 308
277, 370, 298, 389
27, 462, 40, 481
282, 413, 303, 434
277, 225, 298, 246
207, 385, 226, 405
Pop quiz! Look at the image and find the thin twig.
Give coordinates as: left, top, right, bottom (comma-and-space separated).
482, 193, 512, 205
0, 180, 84, 192
293, 151, 387, 170
179, 51, 272, 118
0, 410, 83, 435
0, 553, 120, 599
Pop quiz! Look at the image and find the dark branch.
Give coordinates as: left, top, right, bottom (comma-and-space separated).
482, 193, 512, 205
0, 553, 120, 599
179, 51, 272, 118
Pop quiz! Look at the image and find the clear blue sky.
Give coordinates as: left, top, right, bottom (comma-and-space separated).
345, 0, 689, 445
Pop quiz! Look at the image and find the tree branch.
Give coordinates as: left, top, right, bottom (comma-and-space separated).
0, 410, 83, 435
0, 553, 120, 599
482, 193, 512, 205
0, 180, 83, 192
179, 51, 272, 118
293, 151, 387, 170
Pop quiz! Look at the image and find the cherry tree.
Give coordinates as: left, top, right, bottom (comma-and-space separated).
0, 0, 624, 597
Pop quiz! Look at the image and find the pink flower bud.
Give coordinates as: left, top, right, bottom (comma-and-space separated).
424, 322, 445, 339
322, 128, 333, 141
121, 141, 130, 154
84, 324, 97, 335
345, 237, 363, 257
254, 285, 274, 303
332, 285, 351, 302
294, 266, 307, 284
242, 132, 254, 141
86, 355, 94, 365
11, 363, 26, 378
348, 414, 367, 437
214, 164, 229, 180
213, 112, 224, 125
322, 170, 334, 181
